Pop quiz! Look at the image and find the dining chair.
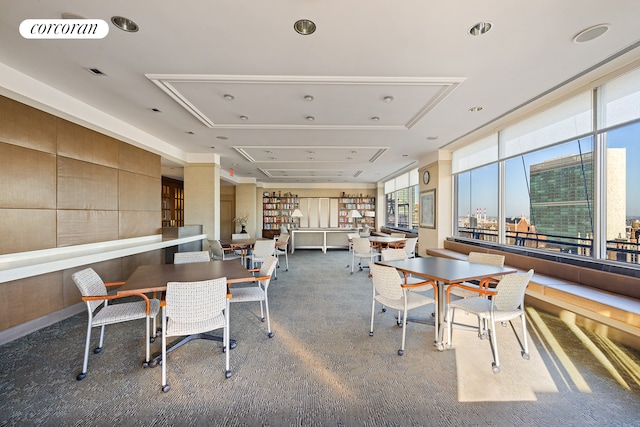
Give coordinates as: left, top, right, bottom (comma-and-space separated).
273, 233, 290, 278
403, 237, 418, 259
446, 269, 534, 373
231, 233, 252, 258
369, 263, 437, 356
209, 239, 242, 261
72, 268, 160, 381
388, 232, 406, 249
231, 255, 278, 338
174, 251, 211, 264
161, 277, 231, 392
345, 232, 360, 268
250, 239, 276, 270
351, 237, 380, 274
446, 252, 506, 302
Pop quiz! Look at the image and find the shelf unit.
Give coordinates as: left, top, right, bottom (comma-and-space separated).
338, 197, 376, 229
263, 195, 300, 238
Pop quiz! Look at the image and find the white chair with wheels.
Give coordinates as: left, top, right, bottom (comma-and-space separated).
369, 263, 437, 356
231, 255, 278, 338
446, 269, 534, 374
351, 237, 380, 274
273, 233, 290, 278
72, 268, 160, 381
231, 233, 251, 258
250, 239, 276, 271
161, 277, 231, 392
209, 239, 242, 261
174, 251, 211, 264
403, 237, 418, 258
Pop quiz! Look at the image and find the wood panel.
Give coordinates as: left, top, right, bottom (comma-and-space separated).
0, 95, 56, 153
119, 141, 160, 178
0, 209, 56, 255
119, 211, 161, 239
119, 171, 160, 211
0, 272, 63, 330
57, 210, 119, 246
0, 142, 56, 209
57, 157, 118, 210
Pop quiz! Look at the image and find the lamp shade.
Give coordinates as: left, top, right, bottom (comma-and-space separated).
348, 210, 362, 219
291, 208, 303, 218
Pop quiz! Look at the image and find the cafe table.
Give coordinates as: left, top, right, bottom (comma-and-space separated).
117, 260, 257, 366
375, 256, 516, 350
367, 235, 406, 250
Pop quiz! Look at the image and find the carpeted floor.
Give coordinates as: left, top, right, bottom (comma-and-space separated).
1, 249, 639, 426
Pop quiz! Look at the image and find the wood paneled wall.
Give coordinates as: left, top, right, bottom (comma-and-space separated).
0, 95, 162, 331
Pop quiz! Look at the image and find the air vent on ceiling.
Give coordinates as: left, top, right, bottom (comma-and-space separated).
88, 68, 106, 76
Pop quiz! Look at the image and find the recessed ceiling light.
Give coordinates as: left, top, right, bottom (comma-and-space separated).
185, 131, 195, 135
308, 151, 315, 154
150, 108, 161, 113
573, 24, 610, 43
61, 12, 86, 19
216, 136, 228, 140
426, 136, 438, 140
402, 154, 409, 157
294, 19, 316, 35
306, 116, 315, 121
111, 16, 139, 32
240, 115, 249, 120
304, 95, 314, 101
371, 116, 380, 121
308, 157, 315, 160
469, 106, 483, 112
223, 94, 235, 100
469, 22, 492, 36
210, 146, 215, 149
383, 96, 394, 103
88, 68, 106, 76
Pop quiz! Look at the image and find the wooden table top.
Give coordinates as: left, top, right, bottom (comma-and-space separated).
117, 260, 256, 296
376, 256, 516, 284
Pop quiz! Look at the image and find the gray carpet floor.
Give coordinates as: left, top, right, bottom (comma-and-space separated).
1, 250, 639, 426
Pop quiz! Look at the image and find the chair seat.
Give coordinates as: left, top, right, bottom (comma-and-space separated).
449, 296, 523, 322
231, 287, 265, 302
165, 312, 226, 337
375, 291, 435, 311
92, 299, 160, 327
449, 282, 483, 298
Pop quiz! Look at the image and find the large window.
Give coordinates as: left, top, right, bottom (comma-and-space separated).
453, 66, 640, 265
384, 170, 419, 231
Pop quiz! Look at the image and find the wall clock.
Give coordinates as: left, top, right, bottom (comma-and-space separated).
422, 171, 431, 185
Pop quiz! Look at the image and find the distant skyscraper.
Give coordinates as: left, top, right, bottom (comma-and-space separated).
529, 149, 626, 241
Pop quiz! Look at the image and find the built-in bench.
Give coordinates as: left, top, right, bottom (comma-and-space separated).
427, 239, 640, 350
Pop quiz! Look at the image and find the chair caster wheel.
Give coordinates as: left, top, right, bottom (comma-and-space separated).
260, 317, 266, 322
142, 361, 149, 368
76, 372, 86, 381
437, 344, 444, 352
149, 360, 158, 368
501, 322, 508, 327
381, 308, 386, 312
398, 349, 404, 356
150, 337, 155, 343
162, 384, 170, 393
225, 370, 232, 379
521, 351, 530, 360
492, 363, 500, 374
444, 344, 451, 350
268, 332, 274, 338
93, 347, 102, 354
230, 342, 237, 350
369, 331, 374, 336
350, 272, 354, 275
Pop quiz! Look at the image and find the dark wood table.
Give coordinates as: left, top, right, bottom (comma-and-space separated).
376, 256, 516, 350
118, 260, 256, 366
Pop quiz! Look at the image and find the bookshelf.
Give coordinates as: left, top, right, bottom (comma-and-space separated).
338, 197, 376, 229
262, 193, 300, 238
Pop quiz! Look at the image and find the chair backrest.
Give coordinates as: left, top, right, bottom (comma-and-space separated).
253, 239, 276, 257
381, 248, 408, 261
493, 269, 534, 311
353, 237, 372, 254
209, 240, 225, 258
390, 232, 406, 238
232, 233, 250, 240
403, 237, 418, 257
174, 251, 211, 264
369, 263, 403, 300
468, 251, 505, 280
72, 268, 107, 313
276, 233, 290, 243
280, 225, 289, 235
165, 278, 228, 335
259, 255, 278, 284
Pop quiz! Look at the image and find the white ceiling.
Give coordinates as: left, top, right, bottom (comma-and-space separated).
1, 1, 639, 184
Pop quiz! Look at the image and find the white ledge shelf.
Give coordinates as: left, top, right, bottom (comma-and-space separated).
0, 234, 207, 284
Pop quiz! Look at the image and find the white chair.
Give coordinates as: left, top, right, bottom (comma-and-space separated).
369, 263, 437, 356
380, 249, 424, 285
162, 277, 231, 392
231, 233, 251, 258
346, 232, 360, 268
250, 239, 276, 270
231, 255, 278, 338
273, 233, 290, 278
446, 269, 534, 373
351, 237, 380, 274
446, 252, 505, 301
72, 268, 160, 380
209, 239, 242, 261
403, 237, 418, 259
174, 251, 211, 264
